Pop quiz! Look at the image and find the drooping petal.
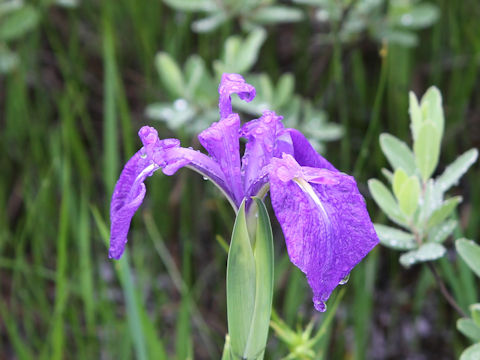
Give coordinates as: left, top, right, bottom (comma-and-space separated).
288, 128, 337, 171
109, 126, 233, 259
198, 114, 244, 205
218, 73, 256, 118
109, 150, 158, 260
269, 154, 379, 311
240, 110, 290, 196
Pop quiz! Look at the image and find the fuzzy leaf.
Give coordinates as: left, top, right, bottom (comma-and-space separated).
374, 224, 416, 250
155, 52, 185, 98
380, 133, 416, 175
426, 196, 461, 229
456, 239, 480, 278
368, 179, 407, 227
457, 318, 480, 342
436, 149, 478, 193
399, 243, 446, 267
414, 121, 441, 181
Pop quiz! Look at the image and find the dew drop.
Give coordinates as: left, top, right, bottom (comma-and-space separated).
339, 273, 350, 285
203, 177, 208, 181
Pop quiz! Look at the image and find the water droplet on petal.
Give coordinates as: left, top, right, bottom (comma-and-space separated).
314, 299, 326, 312
339, 273, 350, 285
203, 177, 208, 181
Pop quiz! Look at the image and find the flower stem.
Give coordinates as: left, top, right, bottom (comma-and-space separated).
427, 262, 467, 318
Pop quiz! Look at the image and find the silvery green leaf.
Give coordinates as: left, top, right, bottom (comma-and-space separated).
378, 29, 418, 47
409, 91, 422, 140
395, 4, 439, 29
249, 6, 304, 24
420, 86, 444, 138
399, 243, 446, 268
163, 0, 217, 12
427, 219, 457, 244
192, 12, 228, 33
457, 318, 480, 342
368, 179, 408, 227
274, 73, 295, 109
379, 133, 416, 175
0, 0, 23, 17
374, 224, 417, 250
235, 27, 266, 74
456, 239, 480, 278
185, 55, 207, 97
55, 0, 78, 8
145, 100, 195, 130
0, 46, 18, 73
414, 121, 441, 181
436, 149, 478, 193
418, 179, 442, 223
460, 343, 480, 360
381, 168, 394, 183
0, 5, 39, 41
155, 52, 185, 99
426, 196, 461, 230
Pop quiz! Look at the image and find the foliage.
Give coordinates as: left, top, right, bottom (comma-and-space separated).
369, 87, 478, 267
147, 28, 342, 151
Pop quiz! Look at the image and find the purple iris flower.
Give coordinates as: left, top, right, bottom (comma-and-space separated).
109, 73, 379, 311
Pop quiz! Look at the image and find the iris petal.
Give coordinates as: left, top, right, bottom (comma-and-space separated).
269, 155, 378, 311
218, 73, 256, 118
288, 128, 337, 171
198, 114, 244, 205
109, 126, 233, 259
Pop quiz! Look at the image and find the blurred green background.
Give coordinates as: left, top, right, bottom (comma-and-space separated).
1, 0, 479, 358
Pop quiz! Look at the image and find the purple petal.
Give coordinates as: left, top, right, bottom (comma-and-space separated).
288, 128, 337, 171
109, 150, 158, 259
110, 126, 233, 260
218, 73, 256, 118
240, 110, 291, 196
269, 154, 378, 311
198, 114, 243, 205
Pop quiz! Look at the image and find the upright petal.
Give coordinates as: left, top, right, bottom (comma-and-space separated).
198, 114, 243, 205
269, 154, 378, 311
288, 128, 337, 171
109, 126, 232, 260
218, 73, 256, 118
240, 111, 290, 196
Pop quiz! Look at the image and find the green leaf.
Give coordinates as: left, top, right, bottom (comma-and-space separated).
368, 179, 407, 227
155, 52, 185, 98
418, 179, 442, 223
379, 29, 418, 47
460, 343, 480, 360
185, 55, 207, 97
414, 121, 441, 181
396, 4, 439, 29
0, 5, 39, 41
409, 91, 422, 140
274, 73, 295, 109
0, 46, 18, 73
457, 318, 480, 342
470, 304, 480, 327
420, 86, 444, 138
243, 198, 274, 359
392, 168, 409, 198
227, 200, 256, 358
426, 196, 461, 229
397, 176, 420, 217
374, 224, 417, 250
236, 28, 266, 74
379, 133, 416, 175
427, 219, 457, 243
436, 149, 478, 193
192, 12, 227, 33
399, 243, 446, 267
250, 5, 304, 24
163, 0, 216, 12
456, 239, 480, 278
